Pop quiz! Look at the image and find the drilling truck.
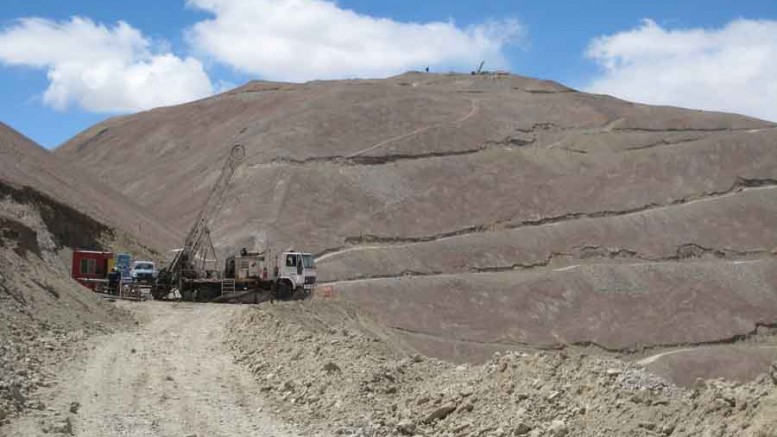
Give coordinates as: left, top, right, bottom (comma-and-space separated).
151, 144, 316, 302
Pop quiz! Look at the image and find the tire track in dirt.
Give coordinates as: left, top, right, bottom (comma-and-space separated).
347, 98, 479, 158
636, 345, 777, 366
4, 302, 297, 437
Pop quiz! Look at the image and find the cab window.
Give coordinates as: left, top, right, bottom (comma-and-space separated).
302, 254, 315, 269
285, 255, 297, 267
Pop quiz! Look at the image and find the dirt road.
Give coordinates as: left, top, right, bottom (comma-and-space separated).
5, 302, 296, 437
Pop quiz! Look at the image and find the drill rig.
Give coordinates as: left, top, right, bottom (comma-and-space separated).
151, 144, 245, 300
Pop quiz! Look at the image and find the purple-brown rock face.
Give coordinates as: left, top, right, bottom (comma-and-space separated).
55, 73, 777, 380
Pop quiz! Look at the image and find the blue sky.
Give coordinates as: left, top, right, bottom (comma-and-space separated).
1, 0, 775, 148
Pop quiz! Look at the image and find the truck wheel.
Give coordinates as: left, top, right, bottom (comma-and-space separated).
276, 281, 292, 300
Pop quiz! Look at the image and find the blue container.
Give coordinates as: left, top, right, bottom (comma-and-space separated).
115, 253, 133, 281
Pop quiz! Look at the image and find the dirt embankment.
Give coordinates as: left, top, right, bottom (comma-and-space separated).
227, 299, 777, 437
0, 122, 178, 254
0, 180, 146, 428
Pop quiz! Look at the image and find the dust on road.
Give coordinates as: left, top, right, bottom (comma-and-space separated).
5, 301, 296, 437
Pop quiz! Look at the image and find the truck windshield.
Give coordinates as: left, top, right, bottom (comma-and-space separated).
302, 254, 315, 269
134, 263, 154, 270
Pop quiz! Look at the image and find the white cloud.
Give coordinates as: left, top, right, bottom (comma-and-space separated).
585, 19, 777, 122
186, 0, 522, 82
0, 17, 213, 112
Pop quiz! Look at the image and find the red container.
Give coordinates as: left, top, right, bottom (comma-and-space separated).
71, 250, 113, 290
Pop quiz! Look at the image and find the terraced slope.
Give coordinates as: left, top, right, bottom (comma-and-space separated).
56, 73, 777, 379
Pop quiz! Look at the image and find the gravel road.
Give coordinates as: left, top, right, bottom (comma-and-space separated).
4, 301, 295, 437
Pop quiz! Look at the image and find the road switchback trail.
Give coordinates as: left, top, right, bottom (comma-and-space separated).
5, 302, 295, 437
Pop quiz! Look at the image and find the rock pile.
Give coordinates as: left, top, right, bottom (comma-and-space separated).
228, 301, 777, 436
0, 322, 89, 426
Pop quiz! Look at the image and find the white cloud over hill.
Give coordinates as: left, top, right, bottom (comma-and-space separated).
186, 0, 523, 82
0, 17, 213, 112
586, 19, 777, 122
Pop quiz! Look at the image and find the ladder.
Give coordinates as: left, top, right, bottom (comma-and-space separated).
221, 279, 236, 295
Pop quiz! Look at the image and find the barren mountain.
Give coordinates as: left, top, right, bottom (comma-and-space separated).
56, 73, 777, 383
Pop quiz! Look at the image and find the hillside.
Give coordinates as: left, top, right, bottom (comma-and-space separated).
1, 122, 179, 253
0, 122, 182, 424
56, 72, 777, 382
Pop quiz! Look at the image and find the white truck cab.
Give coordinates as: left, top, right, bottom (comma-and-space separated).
276, 251, 316, 297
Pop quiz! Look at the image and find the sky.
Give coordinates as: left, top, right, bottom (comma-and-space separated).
0, 0, 775, 148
